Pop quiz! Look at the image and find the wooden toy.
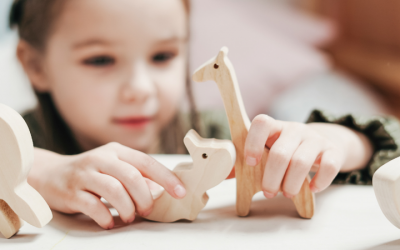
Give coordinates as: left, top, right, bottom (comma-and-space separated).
0, 103, 52, 238
192, 47, 315, 218
144, 129, 236, 222
373, 157, 400, 229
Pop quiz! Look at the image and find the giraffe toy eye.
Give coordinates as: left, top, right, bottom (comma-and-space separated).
214, 64, 219, 69
202, 153, 208, 159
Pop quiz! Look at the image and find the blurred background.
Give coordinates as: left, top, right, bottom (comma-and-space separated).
0, 0, 396, 122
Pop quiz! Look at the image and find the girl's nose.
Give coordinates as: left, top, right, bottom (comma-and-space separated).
120, 61, 156, 103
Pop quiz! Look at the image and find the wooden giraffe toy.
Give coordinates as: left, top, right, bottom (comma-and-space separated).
373, 157, 400, 229
192, 47, 315, 218
0, 103, 52, 238
144, 129, 236, 222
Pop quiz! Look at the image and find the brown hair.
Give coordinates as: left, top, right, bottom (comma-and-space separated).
10, 0, 199, 154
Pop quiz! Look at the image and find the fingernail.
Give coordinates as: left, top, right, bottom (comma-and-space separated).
107, 221, 114, 230
246, 157, 257, 166
283, 192, 294, 199
310, 186, 319, 193
263, 191, 276, 199
174, 185, 186, 198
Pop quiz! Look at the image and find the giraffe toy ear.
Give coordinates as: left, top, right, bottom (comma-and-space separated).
218, 46, 229, 58
183, 130, 201, 155
214, 46, 229, 69
216, 46, 229, 64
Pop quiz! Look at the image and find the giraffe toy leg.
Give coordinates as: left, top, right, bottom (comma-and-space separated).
236, 189, 254, 217
236, 148, 266, 217
292, 176, 315, 219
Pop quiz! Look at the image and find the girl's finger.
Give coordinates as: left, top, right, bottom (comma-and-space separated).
262, 128, 302, 198
244, 115, 282, 166
107, 143, 186, 199
71, 191, 114, 229
84, 172, 136, 223
281, 140, 322, 198
97, 159, 154, 217
309, 149, 343, 193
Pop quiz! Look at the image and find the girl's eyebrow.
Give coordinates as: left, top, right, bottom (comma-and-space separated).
72, 36, 188, 49
156, 36, 188, 45
73, 39, 110, 49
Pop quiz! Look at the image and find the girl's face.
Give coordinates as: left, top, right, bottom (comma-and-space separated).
35, 0, 188, 152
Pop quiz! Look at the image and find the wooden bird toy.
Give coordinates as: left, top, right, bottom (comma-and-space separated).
192, 47, 315, 218
144, 129, 236, 222
373, 157, 400, 229
0, 103, 52, 238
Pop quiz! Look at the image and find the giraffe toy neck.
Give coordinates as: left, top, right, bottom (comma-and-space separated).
214, 58, 251, 140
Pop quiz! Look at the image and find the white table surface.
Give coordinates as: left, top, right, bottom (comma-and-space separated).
1, 155, 399, 250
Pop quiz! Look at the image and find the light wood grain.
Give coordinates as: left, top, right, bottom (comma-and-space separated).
0, 103, 52, 238
373, 157, 400, 229
144, 129, 236, 222
292, 175, 314, 218
193, 47, 315, 218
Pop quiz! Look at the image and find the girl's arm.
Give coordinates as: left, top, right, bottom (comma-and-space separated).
244, 115, 373, 199
27, 145, 186, 229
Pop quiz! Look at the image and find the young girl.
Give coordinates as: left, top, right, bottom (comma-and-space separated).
9, 0, 400, 230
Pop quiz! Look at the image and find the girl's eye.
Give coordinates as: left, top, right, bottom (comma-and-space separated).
83, 56, 115, 66
152, 52, 175, 64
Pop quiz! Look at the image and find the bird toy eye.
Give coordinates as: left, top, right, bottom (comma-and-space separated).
214, 64, 219, 69
202, 153, 208, 159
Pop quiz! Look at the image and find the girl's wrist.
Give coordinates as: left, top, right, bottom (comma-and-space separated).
306, 123, 373, 172
28, 148, 64, 194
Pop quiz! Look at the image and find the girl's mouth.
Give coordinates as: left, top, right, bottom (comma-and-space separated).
113, 117, 153, 129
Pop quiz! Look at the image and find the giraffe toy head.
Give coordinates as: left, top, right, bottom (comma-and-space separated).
192, 46, 231, 83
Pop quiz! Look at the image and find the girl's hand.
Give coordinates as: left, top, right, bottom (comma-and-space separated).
244, 115, 372, 199
29, 143, 186, 229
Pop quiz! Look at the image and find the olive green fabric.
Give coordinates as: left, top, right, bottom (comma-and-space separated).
307, 110, 400, 185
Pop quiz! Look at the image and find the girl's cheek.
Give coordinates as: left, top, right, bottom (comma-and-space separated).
155, 63, 186, 124
47, 58, 117, 128
160, 59, 186, 101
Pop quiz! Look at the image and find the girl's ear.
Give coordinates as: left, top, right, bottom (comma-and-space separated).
16, 40, 50, 92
